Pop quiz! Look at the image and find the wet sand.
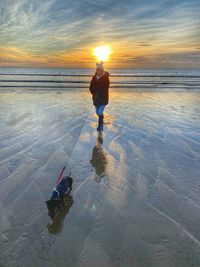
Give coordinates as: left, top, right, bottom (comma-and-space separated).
0, 90, 200, 267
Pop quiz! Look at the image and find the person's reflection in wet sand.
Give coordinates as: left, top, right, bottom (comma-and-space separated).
90, 132, 108, 182
47, 195, 73, 234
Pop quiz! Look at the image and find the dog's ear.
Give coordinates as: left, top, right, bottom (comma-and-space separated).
67, 177, 73, 188
67, 176, 73, 181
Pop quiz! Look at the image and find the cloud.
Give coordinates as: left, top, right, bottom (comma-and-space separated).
0, 0, 200, 67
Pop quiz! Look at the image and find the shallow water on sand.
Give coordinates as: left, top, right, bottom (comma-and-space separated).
0, 90, 200, 267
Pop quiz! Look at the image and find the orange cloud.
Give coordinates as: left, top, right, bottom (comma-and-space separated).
0, 42, 199, 68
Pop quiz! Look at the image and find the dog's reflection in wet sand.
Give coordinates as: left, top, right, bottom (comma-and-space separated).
47, 195, 74, 234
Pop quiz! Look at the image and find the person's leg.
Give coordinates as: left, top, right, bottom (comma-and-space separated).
95, 106, 99, 115
97, 105, 105, 131
95, 106, 101, 131
98, 105, 105, 116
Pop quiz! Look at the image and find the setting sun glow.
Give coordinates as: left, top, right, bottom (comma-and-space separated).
93, 45, 111, 62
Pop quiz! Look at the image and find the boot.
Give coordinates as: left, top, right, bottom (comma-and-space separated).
97, 115, 104, 131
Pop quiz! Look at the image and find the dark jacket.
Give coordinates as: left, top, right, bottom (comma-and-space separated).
89, 71, 110, 106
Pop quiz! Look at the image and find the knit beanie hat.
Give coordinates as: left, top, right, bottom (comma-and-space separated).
96, 61, 104, 70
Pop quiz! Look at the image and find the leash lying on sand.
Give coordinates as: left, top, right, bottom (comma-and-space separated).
57, 106, 93, 179
55, 166, 66, 185
45, 107, 93, 227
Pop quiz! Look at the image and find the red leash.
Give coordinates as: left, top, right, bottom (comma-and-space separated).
55, 166, 66, 185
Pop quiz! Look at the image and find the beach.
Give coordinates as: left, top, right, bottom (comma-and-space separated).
1, 89, 200, 267
0, 69, 200, 267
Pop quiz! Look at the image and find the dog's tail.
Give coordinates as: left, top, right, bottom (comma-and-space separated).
67, 176, 73, 190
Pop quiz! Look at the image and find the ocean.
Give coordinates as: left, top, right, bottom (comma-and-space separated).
0, 67, 200, 91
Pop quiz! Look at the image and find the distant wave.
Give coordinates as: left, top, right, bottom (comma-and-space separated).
0, 69, 199, 91
0, 73, 200, 78
0, 80, 89, 83
0, 80, 199, 86
0, 85, 199, 90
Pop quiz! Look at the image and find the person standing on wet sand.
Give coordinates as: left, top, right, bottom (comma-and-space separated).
89, 62, 110, 131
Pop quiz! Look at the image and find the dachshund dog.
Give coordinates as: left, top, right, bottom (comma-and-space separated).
46, 176, 73, 219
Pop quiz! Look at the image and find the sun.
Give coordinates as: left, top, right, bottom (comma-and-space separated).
93, 45, 111, 61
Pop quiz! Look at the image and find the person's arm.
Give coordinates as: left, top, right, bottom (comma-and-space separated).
105, 77, 110, 89
101, 76, 109, 104
102, 76, 110, 92
89, 76, 96, 95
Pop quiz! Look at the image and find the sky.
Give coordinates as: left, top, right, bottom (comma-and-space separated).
0, 0, 200, 68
